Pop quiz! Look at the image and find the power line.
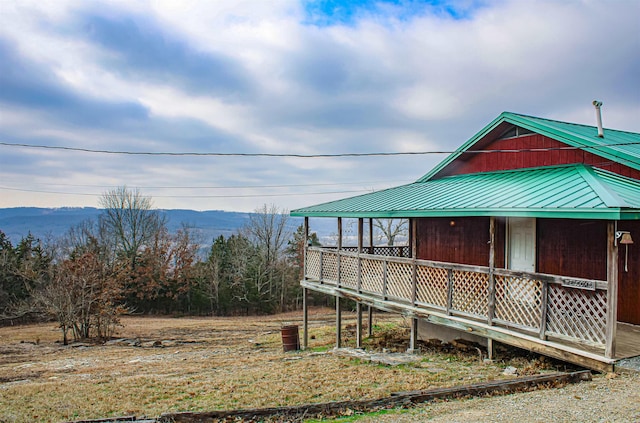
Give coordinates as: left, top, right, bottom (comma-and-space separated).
1, 141, 639, 157
0, 180, 409, 190
0, 185, 371, 198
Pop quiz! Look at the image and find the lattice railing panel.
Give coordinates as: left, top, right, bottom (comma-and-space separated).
360, 259, 384, 295
371, 246, 411, 257
321, 253, 338, 285
495, 275, 542, 330
546, 285, 607, 346
305, 249, 321, 280
339, 255, 359, 289
385, 261, 413, 302
415, 266, 448, 309
305, 247, 609, 353
451, 270, 488, 317
339, 246, 411, 257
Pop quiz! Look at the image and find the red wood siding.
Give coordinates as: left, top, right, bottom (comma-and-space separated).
416, 217, 505, 268
537, 219, 607, 281
437, 134, 640, 180
616, 221, 640, 325
417, 217, 639, 325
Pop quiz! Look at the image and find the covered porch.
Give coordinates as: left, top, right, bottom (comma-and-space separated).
292, 164, 640, 372
298, 218, 640, 372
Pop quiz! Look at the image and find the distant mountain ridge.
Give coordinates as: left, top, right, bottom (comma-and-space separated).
0, 207, 335, 246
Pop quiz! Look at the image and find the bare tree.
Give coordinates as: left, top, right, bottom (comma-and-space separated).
244, 204, 294, 311
245, 204, 291, 266
99, 186, 166, 267
374, 218, 408, 246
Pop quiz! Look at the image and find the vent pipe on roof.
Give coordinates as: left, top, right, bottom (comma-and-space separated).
593, 100, 604, 138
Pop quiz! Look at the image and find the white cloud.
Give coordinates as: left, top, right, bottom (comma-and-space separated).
0, 0, 638, 212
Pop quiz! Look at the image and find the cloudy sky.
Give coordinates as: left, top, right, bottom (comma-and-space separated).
0, 0, 638, 212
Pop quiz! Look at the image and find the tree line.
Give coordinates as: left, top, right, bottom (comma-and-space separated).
0, 187, 323, 343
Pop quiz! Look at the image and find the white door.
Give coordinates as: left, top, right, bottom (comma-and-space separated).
507, 217, 537, 305
508, 217, 536, 272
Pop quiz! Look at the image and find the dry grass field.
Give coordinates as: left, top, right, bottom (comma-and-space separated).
0, 308, 562, 423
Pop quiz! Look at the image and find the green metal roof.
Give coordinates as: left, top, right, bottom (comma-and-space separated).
290, 164, 640, 220
418, 112, 640, 182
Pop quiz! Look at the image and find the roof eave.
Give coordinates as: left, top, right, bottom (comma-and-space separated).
291, 208, 640, 220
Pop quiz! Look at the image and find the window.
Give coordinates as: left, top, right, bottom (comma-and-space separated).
499, 125, 534, 139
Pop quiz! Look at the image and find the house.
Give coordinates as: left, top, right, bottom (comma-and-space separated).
290, 109, 640, 372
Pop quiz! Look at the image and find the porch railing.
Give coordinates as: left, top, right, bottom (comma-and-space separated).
336, 245, 412, 257
304, 247, 609, 350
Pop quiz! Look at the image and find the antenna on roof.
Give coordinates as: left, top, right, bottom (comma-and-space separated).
592, 100, 604, 138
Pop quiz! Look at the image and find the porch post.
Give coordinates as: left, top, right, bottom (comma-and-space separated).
367, 217, 373, 338
336, 296, 342, 348
369, 218, 374, 254
409, 218, 419, 353
304, 217, 309, 275
337, 217, 342, 287
368, 218, 374, 337
605, 221, 618, 359
408, 317, 418, 353
410, 218, 416, 258
410, 217, 418, 304
336, 217, 343, 348
356, 218, 363, 348
357, 218, 363, 292
356, 303, 363, 348
487, 217, 496, 360
368, 306, 373, 337
302, 287, 308, 350
302, 217, 309, 350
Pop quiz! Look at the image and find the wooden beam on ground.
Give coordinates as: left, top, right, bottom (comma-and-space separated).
159, 371, 592, 423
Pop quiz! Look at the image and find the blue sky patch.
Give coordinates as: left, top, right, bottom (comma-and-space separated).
301, 0, 484, 26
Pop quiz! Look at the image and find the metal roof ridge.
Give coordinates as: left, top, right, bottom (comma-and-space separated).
500, 114, 640, 167
505, 112, 640, 136
574, 165, 630, 208
433, 162, 582, 180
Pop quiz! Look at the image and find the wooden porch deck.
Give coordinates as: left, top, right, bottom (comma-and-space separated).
614, 323, 640, 359
553, 322, 640, 361
302, 246, 637, 372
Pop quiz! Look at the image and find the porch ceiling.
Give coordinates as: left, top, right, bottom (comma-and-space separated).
290, 164, 640, 219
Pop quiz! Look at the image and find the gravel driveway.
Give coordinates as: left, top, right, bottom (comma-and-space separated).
357, 372, 640, 423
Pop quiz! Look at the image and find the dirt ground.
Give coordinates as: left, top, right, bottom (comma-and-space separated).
0, 308, 631, 423
355, 372, 640, 423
